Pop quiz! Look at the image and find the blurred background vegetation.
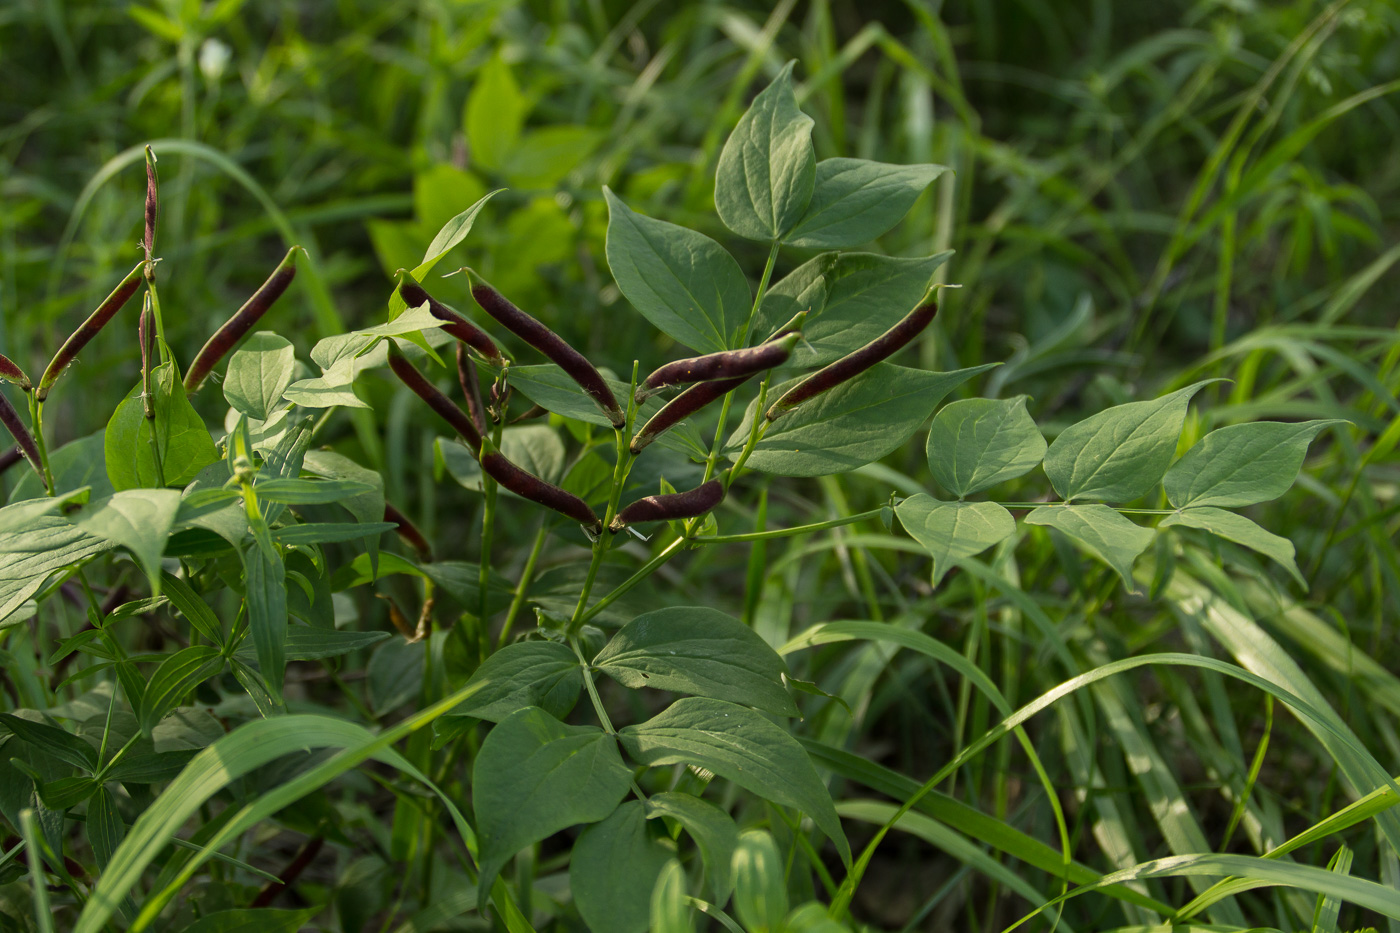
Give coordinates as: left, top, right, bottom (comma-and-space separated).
3, 0, 1399, 929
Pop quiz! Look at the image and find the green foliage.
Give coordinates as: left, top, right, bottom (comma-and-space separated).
1, 2, 1396, 932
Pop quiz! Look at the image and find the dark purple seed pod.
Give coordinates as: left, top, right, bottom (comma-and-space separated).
185, 247, 300, 392
630, 374, 751, 455
0, 391, 42, 477
0, 354, 30, 391
466, 269, 624, 428
387, 344, 483, 450
456, 344, 490, 435
609, 477, 726, 532
480, 436, 601, 530
38, 262, 145, 400
143, 145, 159, 271
399, 277, 504, 367
636, 332, 800, 403
766, 294, 938, 421
384, 501, 432, 562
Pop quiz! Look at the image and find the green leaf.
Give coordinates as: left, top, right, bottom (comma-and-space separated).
436, 640, 581, 725
727, 363, 995, 477
71, 489, 182, 595
1042, 381, 1214, 502
895, 496, 1016, 588
731, 829, 789, 933
506, 125, 604, 188
158, 571, 223, 645
465, 55, 525, 174
0, 507, 110, 623
473, 707, 632, 904
755, 252, 952, 367
0, 713, 98, 772
222, 333, 296, 421
105, 362, 219, 490
7, 430, 112, 503
180, 909, 319, 933
1160, 507, 1305, 586
928, 396, 1046, 497
570, 800, 672, 933
253, 477, 376, 505
242, 543, 288, 704
620, 697, 849, 864
271, 521, 396, 546
604, 187, 752, 352
1163, 419, 1343, 508
784, 158, 948, 248
88, 787, 125, 871
594, 607, 797, 716
368, 637, 425, 714
646, 792, 738, 903
783, 902, 850, 933
1026, 504, 1155, 591
282, 377, 370, 409
413, 190, 502, 281
715, 61, 816, 242
137, 646, 224, 737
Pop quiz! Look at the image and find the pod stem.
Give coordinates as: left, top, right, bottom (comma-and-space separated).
185, 246, 301, 392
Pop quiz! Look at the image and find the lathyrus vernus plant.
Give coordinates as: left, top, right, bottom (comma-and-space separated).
0, 66, 1363, 933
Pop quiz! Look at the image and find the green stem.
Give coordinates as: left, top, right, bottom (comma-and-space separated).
570, 636, 616, 734
146, 281, 170, 365
578, 534, 686, 627
477, 420, 503, 655
27, 395, 55, 496
498, 520, 547, 649
691, 508, 886, 544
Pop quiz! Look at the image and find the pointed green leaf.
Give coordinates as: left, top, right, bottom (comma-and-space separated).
222, 333, 296, 421
1160, 507, 1304, 586
755, 251, 952, 367
715, 62, 815, 242
437, 640, 582, 725
1042, 381, 1214, 502
595, 607, 796, 716
620, 697, 849, 864
895, 496, 1016, 587
473, 707, 632, 904
650, 859, 695, 933
241, 543, 288, 704
604, 188, 752, 352
137, 646, 224, 737
785, 158, 948, 248
71, 489, 182, 595
1164, 420, 1343, 508
105, 362, 219, 490
413, 190, 502, 281
1026, 504, 1155, 591
731, 829, 789, 932
464, 56, 525, 174
727, 363, 995, 477
570, 800, 673, 933
928, 396, 1046, 497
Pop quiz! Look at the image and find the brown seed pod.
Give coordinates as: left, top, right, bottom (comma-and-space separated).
386, 344, 483, 450
480, 436, 600, 531
766, 293, 938, 420
636, 332, 799, 403
456, 344, 490, 435
0, 391, 42, 477
609, 477, 725, 532
185, 247, 300, 392
630, 374, 751, 455
0, 354, 30, 391
399, 277, 504, 366
384, 501, 432, 562
508, 404, 548, 425
466, 270, 624, 428
38, 261, 145, 400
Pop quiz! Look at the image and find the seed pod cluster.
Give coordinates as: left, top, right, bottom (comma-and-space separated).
609, 477, 726, 532
399, 278, 504, 367
38, 261, 145, 400
185, 247, 300, 392
636, 332, 799, 403
767, 292, 938, 420
467, 270, 624, 428
480, 437, 600, 531
630, 374, 751, 455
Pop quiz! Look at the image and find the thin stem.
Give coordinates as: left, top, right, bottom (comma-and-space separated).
498, 520, 548, 649
691, 508, 885, 544
570, 636, 616, 734
578, 534, 686, 626
27, 394, 55, 496
477, 419, 502, 655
